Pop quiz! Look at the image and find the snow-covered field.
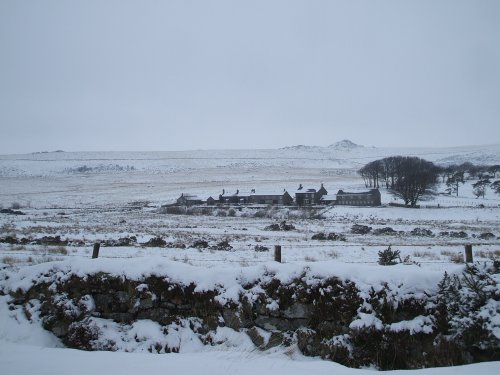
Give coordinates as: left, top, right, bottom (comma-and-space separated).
0, 144, 499, 373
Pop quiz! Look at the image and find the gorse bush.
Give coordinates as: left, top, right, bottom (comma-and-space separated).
378, 246, 400, 265
435, 263, 500, 354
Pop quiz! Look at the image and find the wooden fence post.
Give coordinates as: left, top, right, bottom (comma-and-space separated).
464, 244, 473, 263
274, 245, 282, 263
92, 242, 100, 259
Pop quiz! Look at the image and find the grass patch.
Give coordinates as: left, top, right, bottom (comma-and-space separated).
2, 256, 18, 265
47, 246, 68, 255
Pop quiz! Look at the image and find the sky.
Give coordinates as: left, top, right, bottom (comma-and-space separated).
0, 0, 499, 154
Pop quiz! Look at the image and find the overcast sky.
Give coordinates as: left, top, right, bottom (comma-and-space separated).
1, 0, 499, 153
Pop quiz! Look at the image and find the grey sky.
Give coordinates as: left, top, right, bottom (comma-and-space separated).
1, 0, 499, 153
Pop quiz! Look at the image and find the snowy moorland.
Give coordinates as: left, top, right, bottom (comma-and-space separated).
0, 143, 499, 373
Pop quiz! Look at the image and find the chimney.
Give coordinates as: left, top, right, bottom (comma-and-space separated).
236, 189, 239, 194
298, 184, 303, 190
222, 189, 225, 195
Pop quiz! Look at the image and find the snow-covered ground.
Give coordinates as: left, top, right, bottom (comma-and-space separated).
0, 145, 499, 373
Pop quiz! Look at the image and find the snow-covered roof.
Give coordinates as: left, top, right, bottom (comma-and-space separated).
250, 190, 289, 196
321, 194, 337, 201
295, 183, 324, 193
295, 187, 316, 194
220, 190, 252, 197
179, 194, 214, 201
337, 189, 379, 196
179, 194, 203, 200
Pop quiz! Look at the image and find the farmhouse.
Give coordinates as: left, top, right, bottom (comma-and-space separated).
335, 189, 381, 206
249, 189, 293, 205
295, 184, 328, 205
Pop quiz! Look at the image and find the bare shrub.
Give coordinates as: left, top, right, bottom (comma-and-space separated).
143, 237, 167, 247
324, 250, 339, 259
11, 202, 21, 209
185, 207, 199, 215
253, 209, 267, 218
413, 251, 439, 260
448, 253, 464, 263
351, 224, 372, 235
48, 246, 68, 255
254, 245, 269, 252
478, 232, 495, 240
201, 207, 212, 215
163, 206, 187, 215
2, 256, 17, 265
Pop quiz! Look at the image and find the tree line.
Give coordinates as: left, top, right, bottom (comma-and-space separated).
358, 157, 500, 207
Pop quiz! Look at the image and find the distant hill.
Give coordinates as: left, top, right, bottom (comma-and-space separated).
0, 143, 499, 177
328, 139, 363, 150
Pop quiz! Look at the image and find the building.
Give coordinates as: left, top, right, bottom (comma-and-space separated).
249, 189, 293, 205
335, 189, 381, 206
206, 196, 217, 205
295, 184, 328, 205
219, 189, 252, 204
176, 193, 204, 206
320, 194, 337, 205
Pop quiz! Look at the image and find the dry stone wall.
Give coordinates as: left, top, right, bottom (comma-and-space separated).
5, 263, 499, 370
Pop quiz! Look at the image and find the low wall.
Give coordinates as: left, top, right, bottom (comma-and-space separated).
3, 260, 499, 370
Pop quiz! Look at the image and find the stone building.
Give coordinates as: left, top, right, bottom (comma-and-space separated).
335, 189, 381, 206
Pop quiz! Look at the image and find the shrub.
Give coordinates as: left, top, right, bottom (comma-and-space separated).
164, 206, 187, 215
377, 246, 401, 265
312, 232, 327, 240
351, 224, 372, 235
254, 245, 269, 252
410, 228, 434, 237
253, 209, 267, 218
48, 246, 68, 255
143, 237, 167, 247
436, 264, 500, 356
312, 232, 346, 241
479, 232, 495, 240
192, 240, 209, 249
373, 227, 397, 236
212, 240, 232, 251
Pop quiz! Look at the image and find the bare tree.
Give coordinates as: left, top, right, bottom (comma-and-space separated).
360, 156, 438, 207
390, 157, 438, 206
